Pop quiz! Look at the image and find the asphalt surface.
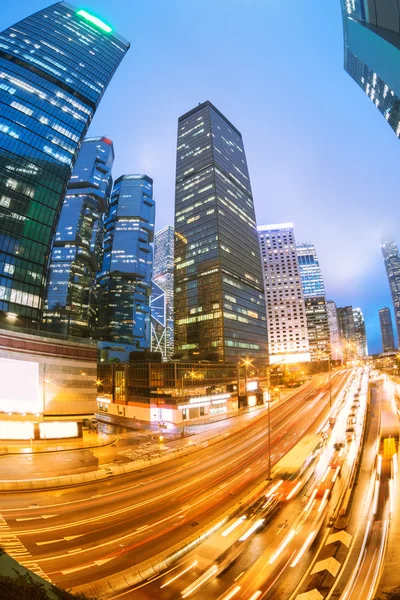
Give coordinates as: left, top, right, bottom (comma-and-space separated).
0, 374, 347, 594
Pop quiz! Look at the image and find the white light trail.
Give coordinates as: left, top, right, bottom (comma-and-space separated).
266, 480, 283, 498
286, 480, 303, 501
332, 466, 341, 484
318, 489, 330, 513
238, 519, 264, 541
389, 479, 394, 514
268, 529, 296, 564
321, 468, 330, 483
377, 455, 382, 476
181, 564, 218, 598
221, 516, 246, 538
248, 592, 262, 600
291, 530, 316, 567
304, 489, 318, 512
372, 480, 380, 515
393, 453, 398, 474
160, 561, 198, 588
221, 585, 241, 600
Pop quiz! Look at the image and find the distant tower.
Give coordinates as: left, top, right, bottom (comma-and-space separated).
0, 3, 129, 323
337, 306, 357, 361
297, 242, 330, 361
381, 238, 400, 345
43, 137, 114, 336
258, 223, 310, 364
97, 175, 155, 348
326, 300, 343, 361
174, 101, 268, 363
379, 306, 396, 352
153, 226, 174, 359
353, 307, 368, 357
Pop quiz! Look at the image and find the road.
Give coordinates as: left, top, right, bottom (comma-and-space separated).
0, 372, 349, 594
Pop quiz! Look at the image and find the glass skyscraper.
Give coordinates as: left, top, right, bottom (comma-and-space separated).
43, 136, 114, 336
340, 0, 400, 138
97, 174, 155, 348
379, 306, 396, 352
353, 306, 368, 357
0, 3, 129, 323
150, 279, 167, 359
326, 300, 343, 361
381, 238, 400, 345
153, 225, 174, 360
297, 241, 330, 361
174, 101, 267, 364
337, 305, 358, 361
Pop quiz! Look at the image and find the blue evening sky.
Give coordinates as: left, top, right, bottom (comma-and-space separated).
2, 1, 399, 354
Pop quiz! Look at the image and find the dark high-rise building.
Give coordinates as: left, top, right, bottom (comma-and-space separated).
153, 225, 174, 359
379, 306, 396, 352
97, 174, 155, 348
326, 300, 343, 361
337, 305, 357, 360
381, 238, 400, 344
340, 0, 400, 139
43, 137, 114, 336
0, 3, 129, 322
353, 306, 368, 357
174, 101, 268, 364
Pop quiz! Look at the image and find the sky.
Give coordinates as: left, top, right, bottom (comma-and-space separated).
2, 0, 399, 354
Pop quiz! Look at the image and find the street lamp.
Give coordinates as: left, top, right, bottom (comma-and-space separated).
238, 358, 253, 409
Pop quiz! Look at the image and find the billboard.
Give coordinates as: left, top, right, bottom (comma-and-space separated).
0, 357, 40, 413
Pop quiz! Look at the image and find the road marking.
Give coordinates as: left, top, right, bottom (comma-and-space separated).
16, 514, 59, 522
311, 557, 341, 578
36, 535, 84, 546
296, 591, 323, 600
60, 556, 115, 576
326, 530, 352, 547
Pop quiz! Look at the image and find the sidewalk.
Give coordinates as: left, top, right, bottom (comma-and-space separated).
0, 429, 117, 455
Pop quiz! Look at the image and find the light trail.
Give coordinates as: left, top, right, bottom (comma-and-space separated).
160, 560, 198, 588
238, 519, 264, 542
286, 480, 303, 500
221, 585, 241, 600
318, 489, 330, 513
181, 564, 218, 597
291, 530, 316, 567
268, 529, 296, 564
248, 592, 262, 600
221, 516, 246, 538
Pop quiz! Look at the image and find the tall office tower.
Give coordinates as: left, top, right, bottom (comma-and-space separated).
174, 101, 268, 364
353, 307, 368, 357
337, 305, 357, 360
43, 137, 114, 336
381, 238, 400, 344
150, 280, 167, 359
97, 175, 155, 348
0, 3, 129, 323
258, 223, 310, 364
326, 300, 343, 361
379, 306, 396, 352
340, 0, 400, 139
297, 242, 330, 361
153, 225, 174, 359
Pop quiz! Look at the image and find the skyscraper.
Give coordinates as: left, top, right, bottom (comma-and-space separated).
43, 137, 114, 336
340, 0, 400, 139
379, 306, 396, 352
0, 3, 129, 322
381, 238, 400, 346
326, 300, 343, 361
97, 175, 155, 348
258, 223, 310, 364
337, 305, 357, 361
150, 279, 167, 359
296, 242, 325, 297
174, 101, 268, 364
353, 306, 368, 357
153, 225, 174, 360
297, 242, 330, 361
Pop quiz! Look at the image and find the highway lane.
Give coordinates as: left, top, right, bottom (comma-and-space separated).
130, 369, 361, 600
0, 372, 349, 591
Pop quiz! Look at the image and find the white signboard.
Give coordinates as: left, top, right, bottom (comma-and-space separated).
0, 357, 40, 413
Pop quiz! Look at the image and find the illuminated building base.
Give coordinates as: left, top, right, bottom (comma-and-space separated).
0, 419, 80, 441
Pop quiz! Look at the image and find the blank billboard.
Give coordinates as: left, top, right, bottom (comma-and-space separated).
0, 357, 40, 413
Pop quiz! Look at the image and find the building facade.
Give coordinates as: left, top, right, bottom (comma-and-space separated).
97, 174, 155, 348
326, 300, 343, 361
381, 238, 400, 345
353, 306, 368, 357
340, 0, 400, 139
379, 306, 396, 352
297, 241, 330, 361
150, 279, 167, 359
0, 3, 129, 323
174, 101, 268, 364
337, 305, 357, 360
43, 137, 114, 336
153, 225, 174, 359
258, 223, 310, 364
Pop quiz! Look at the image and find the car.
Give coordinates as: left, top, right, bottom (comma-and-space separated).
347, 417, 356, 426
334, 441, 345, 450
351, 404, 358, 410
345, 427, 355, 441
